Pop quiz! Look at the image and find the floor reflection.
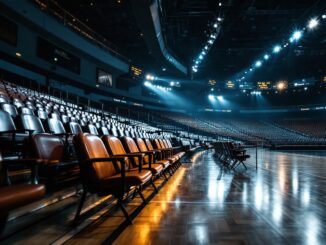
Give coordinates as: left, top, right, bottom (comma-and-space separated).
114, 150, 326, 245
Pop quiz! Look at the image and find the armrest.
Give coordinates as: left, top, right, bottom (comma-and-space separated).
110, 153, 145, 172
83, 157, 128, 165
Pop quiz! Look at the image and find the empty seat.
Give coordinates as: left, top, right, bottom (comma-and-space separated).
30, 133, 79, 185
20, 114, 45, 134
47, 118, 66, 135
73, 133, 153, 225
68, 122, 83, 135
1, 103, 18, 118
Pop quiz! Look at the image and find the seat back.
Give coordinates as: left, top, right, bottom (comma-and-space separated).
0, 110, 16, 133
122, 137, 140, 153
102, 136, 127, 155
20, 114, 45, 134
20, 107, 35, 115
69, 122, 83, 135
88, 124, 99, 135
31, 134, 65, 161
74, 133, 118, 192
144, 139, 154, 151
47, 118, 66, 135
136, 138, 148, 152
1, 103, 18, 118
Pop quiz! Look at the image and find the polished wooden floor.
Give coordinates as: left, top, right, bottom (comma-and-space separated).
2, 149, 326, 244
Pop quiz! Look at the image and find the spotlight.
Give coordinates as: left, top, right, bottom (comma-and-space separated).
217, 17, 222, 22
199, 55, 204, 60
276, 81, 287, 91
250, 68, 253, 71
210, 88, 214, 91
201, 51, 206, 55
210, 34, 217, 39
308, 18, 319, 29
273, 45, 281, 53
195, 60, 199, 64
264, 54, 269, 60
213, 23, 218, 28
217, 96, 223, 100
145, 74, 155, 81
322, 14, 326, 19
208, 39, 214, 44
304, 87, 308, 91
291, 30, 302, 41
144, 81, 152, 87
208, 95, 215, 100
219, 2, 222, 6
255, 61, 262, 67
204, 45, 208, 50
192, 67, 198, 73
170, 81, 175, 86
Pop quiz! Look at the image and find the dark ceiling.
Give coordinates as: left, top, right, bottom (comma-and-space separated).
56, 0, 326, 83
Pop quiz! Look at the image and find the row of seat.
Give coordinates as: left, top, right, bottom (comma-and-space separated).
213, 142, 249, 169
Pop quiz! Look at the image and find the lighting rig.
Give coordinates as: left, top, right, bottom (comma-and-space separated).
191, 2, 224, 74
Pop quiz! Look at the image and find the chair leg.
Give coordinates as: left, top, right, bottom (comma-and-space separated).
138, 188, 147, 204
73, 190, 87, 226
162, 171, 168, 181
150, 179, 158, 193
117, 199, 132, 224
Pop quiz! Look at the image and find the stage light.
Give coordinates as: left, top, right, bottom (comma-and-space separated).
210, 34, 217, 39
145, 74, 155, 81
211, 88, 214, 91
291, 31, 302, 41
201, 51, 206, 55
250, 68, 253, 71
208, 95, 215, 100
217, 96, 223, 100
251, 91, 261, 95
217, 17, 222, 22
273, 45, 281, 53
208, 39, 214, 44
322, 15, 326, 19
219, 2, 222, 6
213, 23, 218, 28
276, 81, 286, 91
308, 18, 319, 29
144, 81, 152, 87
195, 60, 199, 64
264, 54, 269, 60
204, 45, 208, 50
170, 81, 175, 86
199, 55, 204, 60
304, 87, 308, 91
15, 52, 22, 57
192, 67, 198, 73
255, 61, 262, 67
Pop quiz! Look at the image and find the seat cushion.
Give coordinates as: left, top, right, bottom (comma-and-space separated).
0, 184, 46, 212
143, 163, 164, 175
156, 159, 170, 168
100, 169, 152, 191
168, 155, 179, 163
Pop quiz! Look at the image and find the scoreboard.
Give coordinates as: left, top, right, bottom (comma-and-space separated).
257, 81, 272, 90
130, 65, 143, 79
225, 80, 236, 89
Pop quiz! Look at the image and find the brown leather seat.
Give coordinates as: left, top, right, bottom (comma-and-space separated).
135, 138, 170, 169
30, 134, 78, 186
73, 133, 152, 225
0, 184, 45, 233
121, 137, 164, 176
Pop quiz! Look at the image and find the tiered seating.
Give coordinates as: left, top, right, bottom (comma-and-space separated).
276, 119, 326, 138
0, 80, 207, 231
